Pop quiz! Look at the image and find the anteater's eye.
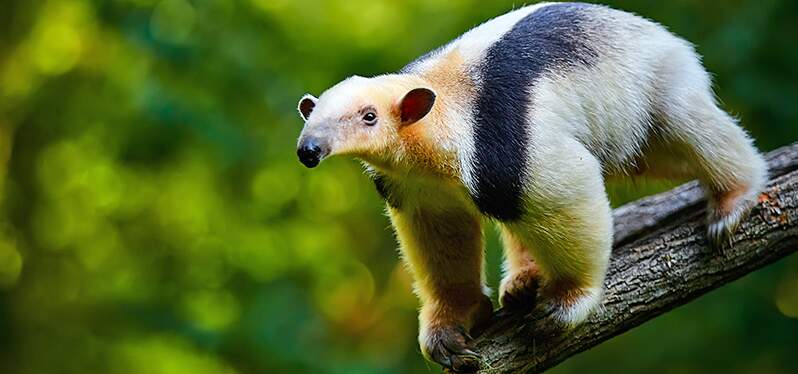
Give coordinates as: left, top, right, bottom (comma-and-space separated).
363, 112, 377, 126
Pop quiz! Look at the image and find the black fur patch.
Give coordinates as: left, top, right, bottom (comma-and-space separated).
471, 3, 598, 220
371, 172, 401, 209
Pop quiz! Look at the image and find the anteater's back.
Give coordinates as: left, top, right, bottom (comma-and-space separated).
403, 2, 765, 241
403, 2, 701, 216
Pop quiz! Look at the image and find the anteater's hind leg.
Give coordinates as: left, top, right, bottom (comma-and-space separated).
502, 139, 613, 326
653, 49, 768, 247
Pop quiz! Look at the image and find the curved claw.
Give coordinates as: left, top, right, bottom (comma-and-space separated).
424, 325, 482, 372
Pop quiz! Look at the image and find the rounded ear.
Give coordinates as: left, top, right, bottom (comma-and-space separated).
297, 94, 318, 121
396, 88, 436, 126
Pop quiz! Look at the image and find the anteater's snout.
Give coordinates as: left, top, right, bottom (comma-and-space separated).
297, 137, 327, 168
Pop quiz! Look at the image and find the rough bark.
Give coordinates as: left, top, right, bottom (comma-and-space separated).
466, 143, 798, 374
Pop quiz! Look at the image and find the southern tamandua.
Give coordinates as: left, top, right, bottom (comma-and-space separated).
295, 2, 768, 371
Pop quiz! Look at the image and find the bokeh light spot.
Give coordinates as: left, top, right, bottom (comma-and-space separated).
30, 20, 83, 75
181, 289, 241, 331
151, 0, 197, 44
28, 0, 92, 76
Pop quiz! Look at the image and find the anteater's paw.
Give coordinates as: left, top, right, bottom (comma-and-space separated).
539, 284, 603, 328
499, 266, 541, 311
707, 187, 758, 249
422, 324, 480, 373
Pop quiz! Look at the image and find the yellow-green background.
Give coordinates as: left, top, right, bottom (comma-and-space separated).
1, 0, 797, 373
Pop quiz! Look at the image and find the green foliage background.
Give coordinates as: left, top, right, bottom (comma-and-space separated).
1, 0, 797, 373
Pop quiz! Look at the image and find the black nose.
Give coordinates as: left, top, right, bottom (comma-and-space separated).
297, 141, 322, 168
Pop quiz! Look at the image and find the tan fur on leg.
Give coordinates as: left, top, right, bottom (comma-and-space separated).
388, 206, 491, 371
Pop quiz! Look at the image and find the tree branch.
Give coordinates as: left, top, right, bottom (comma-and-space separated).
467, 143, 798, 374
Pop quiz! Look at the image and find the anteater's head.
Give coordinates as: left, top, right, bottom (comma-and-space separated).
296, 75, 436, 168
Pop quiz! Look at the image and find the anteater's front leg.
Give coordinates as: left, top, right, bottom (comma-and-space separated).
389, 206, 492, 372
